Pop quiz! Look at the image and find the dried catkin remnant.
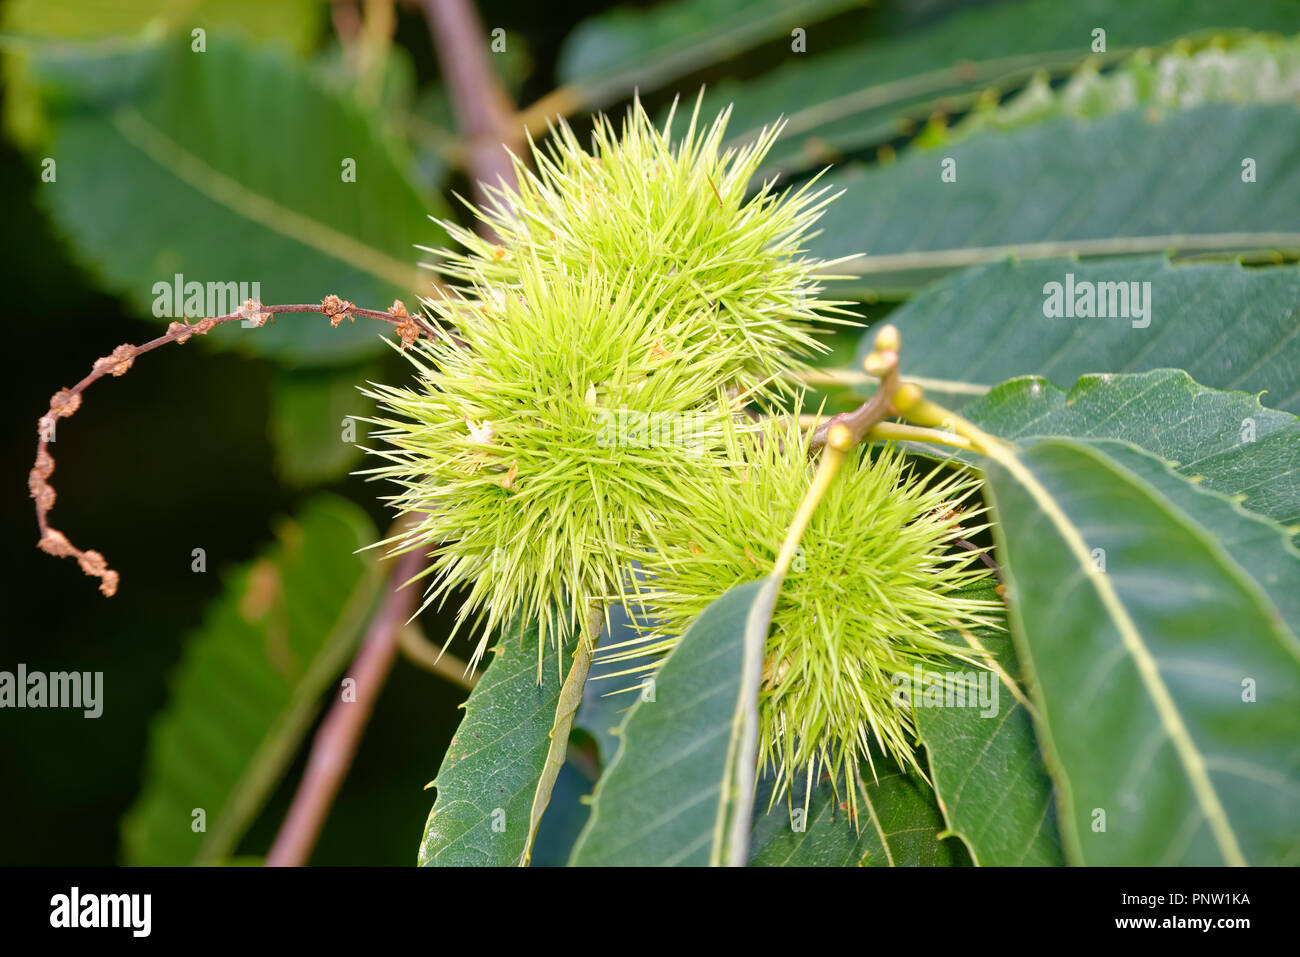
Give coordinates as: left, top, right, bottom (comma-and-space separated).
388, 301, 420, 349
321, 294, 355, 326
29, 473, 55, 511
49, 389, 81, 418
237, 298, 273, 327
94, 344, 137, 377
37, 529, 75, 557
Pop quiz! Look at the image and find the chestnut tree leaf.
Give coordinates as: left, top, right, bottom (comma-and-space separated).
815, 105, 1300, 294
914, 606, 1064, 866
570, 579, 773, 866
418, 618, 568, 867
981, 437, 1300, 865
962, 369, 1300, 528
857, 259, 1300, 415
748, 762, 971, 867
710, 0, 1300, 179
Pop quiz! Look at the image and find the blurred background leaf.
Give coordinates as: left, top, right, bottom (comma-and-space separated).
852, 258, 1300, 413
2, 0, 324, 147
20, 33, 445, 364
701, 0, 1300, 179
554, 0, 867, 112
269, 363, 380, 487
120, 495, 382, 865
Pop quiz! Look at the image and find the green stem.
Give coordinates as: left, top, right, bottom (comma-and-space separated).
896, 396, 1012, 459
773, 439, 849, 581
797, 416, 976, 452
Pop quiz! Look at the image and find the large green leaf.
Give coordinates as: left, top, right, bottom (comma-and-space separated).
27, 33, 443, 364
570, 580, 773, 866
748, 763, 969, 866
120, 495, 382, 865
862, 259, 1300, 413
962, 369, 1300, 527
713, 0, 1300, 178
418, 619, 566, 867
269, 364, 376, 487
946, 34, 1300, 143
556, 0, 866, 112
814, 104, 1300, 294
1, 0, 323, 147
982, 437, 1300, 865
1091, 440, 1300, 635
946, 375, 1300, 866
2, 0, 321, 47
914, 618, 1064, 866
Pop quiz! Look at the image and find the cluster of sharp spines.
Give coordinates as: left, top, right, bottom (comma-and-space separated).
603, 412, 1001, 814
362, 97, 864, 716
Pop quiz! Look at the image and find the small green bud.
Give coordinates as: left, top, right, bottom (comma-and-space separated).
893, 382, 925, 412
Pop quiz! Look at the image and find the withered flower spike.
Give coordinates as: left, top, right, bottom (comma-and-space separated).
38, 529, 74, 557
33, 297, 412, 596
50, 388, 82, 418
93, 344, 137, 377
322, 294, 356, 327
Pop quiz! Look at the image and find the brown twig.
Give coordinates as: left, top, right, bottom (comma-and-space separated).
398, 622, 480, 690
807, 357, 901, 453
263, 4, 527, 863
265, 546, 427, 866
30, 297, 430, 595
419, 0, 522, 203
956, 536, 1002, 580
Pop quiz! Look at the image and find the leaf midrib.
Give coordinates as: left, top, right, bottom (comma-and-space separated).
839, 233, 1300, 280
111, 106, 426, 294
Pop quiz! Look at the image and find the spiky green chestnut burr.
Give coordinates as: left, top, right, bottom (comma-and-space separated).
363, 98, 854, 666
361, 253, 758, 667
432, 95, 856, 404
606, 414, 1002, 812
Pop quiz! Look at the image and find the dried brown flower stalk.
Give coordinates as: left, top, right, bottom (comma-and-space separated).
31, 297, 429, 595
